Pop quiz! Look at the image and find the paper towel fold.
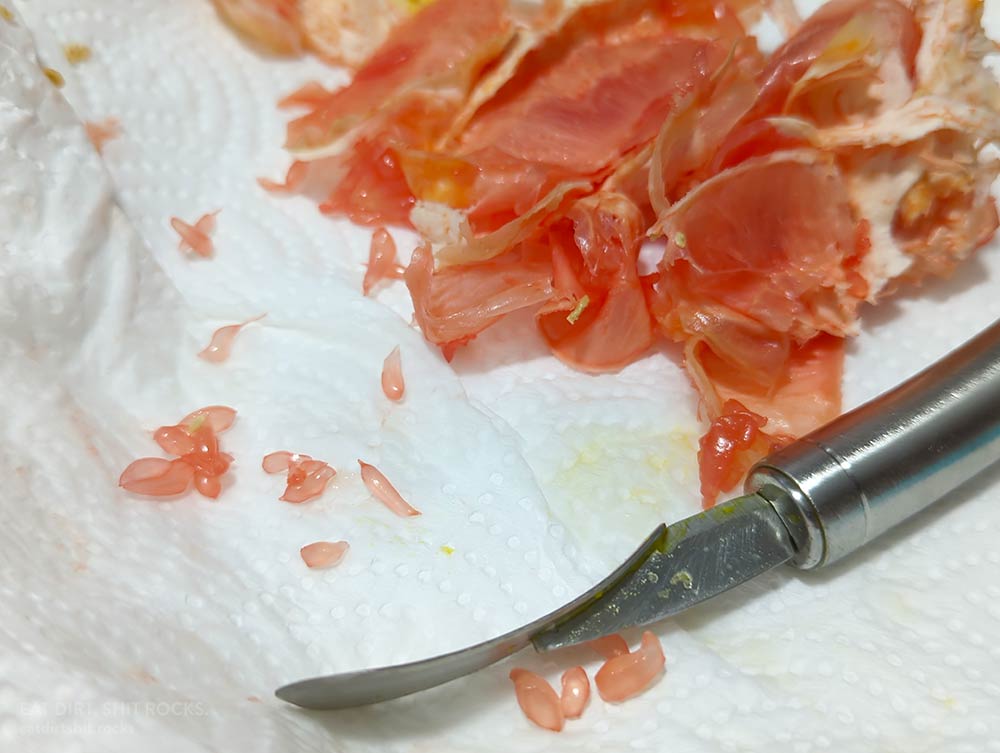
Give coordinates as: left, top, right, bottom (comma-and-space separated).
4, 1, 1000, 751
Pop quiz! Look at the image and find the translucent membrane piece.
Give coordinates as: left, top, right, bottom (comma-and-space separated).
363, 227, 406, 295
281, 457, 337, 503
171, 211, 219, 258
559, 666, 590, 719
588, 634, 630, 660
594, 631, 665, 702
258, 161, 309, 192
300, 540, 350, 569
358, 460, 420, 516
119, 457, 194, 497
509, 669, 564, 732
198, 314, 266, 363
84, 117, 120, 153
381, 345, 405, 401
180, 406, 237, 433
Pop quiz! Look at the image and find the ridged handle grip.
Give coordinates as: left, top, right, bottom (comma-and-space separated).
748, 321, 1000, 569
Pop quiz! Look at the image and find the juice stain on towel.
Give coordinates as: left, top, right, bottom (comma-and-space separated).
544, 425, 701, 563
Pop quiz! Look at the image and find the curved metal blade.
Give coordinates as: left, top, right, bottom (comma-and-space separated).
532, 493, 795, 651
275, 493, 794, 709
275, 524, 667, 710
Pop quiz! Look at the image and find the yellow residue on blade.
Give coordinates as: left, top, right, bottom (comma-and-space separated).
669, 570, 693, 590
0, 5, 13, 22
440, 545, 455, 555
43, 67, 65, 87
63, 43, 92, 64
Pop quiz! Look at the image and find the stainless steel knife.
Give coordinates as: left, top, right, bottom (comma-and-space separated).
276, 319, 1000, 709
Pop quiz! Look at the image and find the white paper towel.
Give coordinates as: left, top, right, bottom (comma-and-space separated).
3, 1, 1000, 751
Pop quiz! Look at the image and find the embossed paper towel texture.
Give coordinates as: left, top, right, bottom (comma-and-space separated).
4, 1, 1000, 751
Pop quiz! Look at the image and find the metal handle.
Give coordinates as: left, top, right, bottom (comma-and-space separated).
747, 321, 1000, 569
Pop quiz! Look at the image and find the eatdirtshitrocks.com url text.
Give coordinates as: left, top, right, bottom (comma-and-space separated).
16, 700, 209, 736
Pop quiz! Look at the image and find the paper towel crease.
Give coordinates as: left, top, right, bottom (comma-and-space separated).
3, 1, 1000, 751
